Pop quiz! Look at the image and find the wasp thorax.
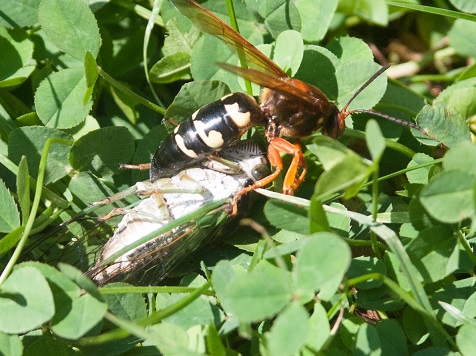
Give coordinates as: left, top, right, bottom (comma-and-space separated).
259, 79, 336, 139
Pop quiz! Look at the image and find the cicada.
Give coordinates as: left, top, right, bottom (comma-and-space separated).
42, 140, 268, 285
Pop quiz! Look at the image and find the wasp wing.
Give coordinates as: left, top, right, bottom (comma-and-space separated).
172, 1, 332, 112
218, 62, 328, 108
171, 0, 287, 79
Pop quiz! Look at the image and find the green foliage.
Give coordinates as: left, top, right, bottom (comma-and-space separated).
0, 0, 475, 354
0, 266, 55, 334
0, 179, 20, 232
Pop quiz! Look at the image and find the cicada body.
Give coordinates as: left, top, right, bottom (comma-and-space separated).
87, 140, 268, 285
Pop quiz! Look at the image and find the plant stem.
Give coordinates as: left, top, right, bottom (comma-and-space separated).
457, 229, 476, 266
112, 0, 164, 26
344, 128, 416, 158
225, 0, 253, 95
0, 138, 73, 286
370, 168, 383, 260
0, 153, 70, 208
97, 66, 167, 115
386, 1, 476, 21
347, 272, 456, 348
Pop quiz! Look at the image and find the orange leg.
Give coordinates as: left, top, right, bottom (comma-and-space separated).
269, 138, 307, 195
231, 138, 307, 215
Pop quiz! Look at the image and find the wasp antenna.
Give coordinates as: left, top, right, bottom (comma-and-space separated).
349, 109, 423, 131
340, 65, 440, 143
341, 64, 391, 114
350, 108, 444, 144
349, 108, 439, 141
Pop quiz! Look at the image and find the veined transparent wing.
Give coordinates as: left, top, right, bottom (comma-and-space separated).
171, 0, 286, 78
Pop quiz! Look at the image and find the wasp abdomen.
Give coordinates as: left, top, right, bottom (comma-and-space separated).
150, 92, 264, 181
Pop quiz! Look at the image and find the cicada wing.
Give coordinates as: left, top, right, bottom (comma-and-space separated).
171, 0, 287, 79
87, 207, 232, 286
86, 221, 195, 285
24, 216, 112, 270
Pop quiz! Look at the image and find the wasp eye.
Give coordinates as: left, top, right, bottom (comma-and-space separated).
323, 106, 344, 138
252, 164, 270, 180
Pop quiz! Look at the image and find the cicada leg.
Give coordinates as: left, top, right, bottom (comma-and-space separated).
231, 137, 306, 215
201, 154, 243, 174
91, 177, 207, 220
90, 181, 157, 206
90, 163, 152, 208
119, 162, 151, 171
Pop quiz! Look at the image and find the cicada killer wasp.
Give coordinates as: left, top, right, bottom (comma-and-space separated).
151, 0, 429, 214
